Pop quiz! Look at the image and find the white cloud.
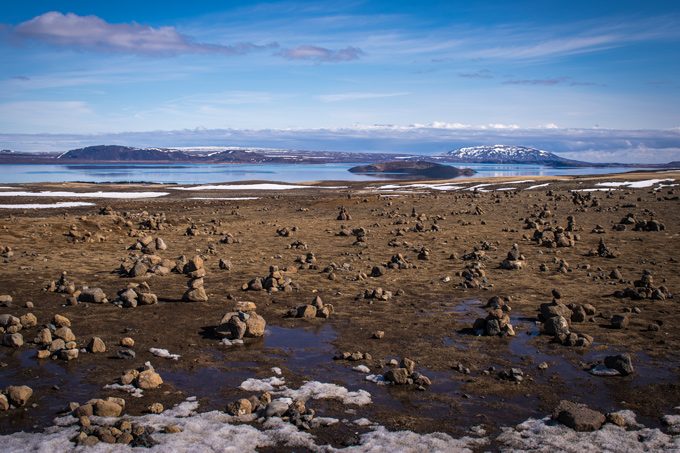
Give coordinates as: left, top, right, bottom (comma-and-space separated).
13, 11, 277, 56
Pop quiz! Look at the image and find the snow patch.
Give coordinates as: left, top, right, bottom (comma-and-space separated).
0, 202, 95, 209
149, 348, 180, 360
189, 197, 260, 200
278, 381, 372, 406
103, 383, 143, 398
526, 183, 550, 190
353, 365, 371, 373
174, 184, 346, 191
594, 179, 674, 189
496, 416, 680, 452
0, 191, 168, 199
239, 376, 286, 392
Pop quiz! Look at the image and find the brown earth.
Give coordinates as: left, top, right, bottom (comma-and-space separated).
0, 171, 678, 448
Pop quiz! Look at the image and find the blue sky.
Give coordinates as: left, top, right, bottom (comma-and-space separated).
0, 1, 679, 161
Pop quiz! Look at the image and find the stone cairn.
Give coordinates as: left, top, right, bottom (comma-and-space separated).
182, 256, 208, 302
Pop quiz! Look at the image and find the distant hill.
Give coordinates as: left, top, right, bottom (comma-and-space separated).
349, 161, 475, 178
58, 145, 192, 161
440, 145, 587, 166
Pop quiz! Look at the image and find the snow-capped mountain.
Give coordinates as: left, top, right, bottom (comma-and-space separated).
443, 145, 575, 165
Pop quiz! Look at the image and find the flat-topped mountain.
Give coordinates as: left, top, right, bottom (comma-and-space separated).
441, 145, 582, 166
58, 145, 193, 161
349, 160, 475, 178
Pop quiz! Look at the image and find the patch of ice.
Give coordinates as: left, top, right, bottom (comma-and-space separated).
189, 197, 260, 200
0, 202, 95, 209
365, 374, 387, 385
278, 381, 372, 406
174, 184, 345, 191
239, 377, 286, 392
353, 365, 371, 373
526, 183, 550, 190
311, 417, 340, 428
271, 367, 282, 376
354, 418, 373, 426
221, 338, 244, 347
589, 364, 621, 376
103, 383, 143, 398
0, 191, 169, 199
149, 348, 180, 360
502, 179, 536, 184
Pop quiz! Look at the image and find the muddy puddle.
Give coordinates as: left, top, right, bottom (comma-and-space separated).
0, 349, 99, 434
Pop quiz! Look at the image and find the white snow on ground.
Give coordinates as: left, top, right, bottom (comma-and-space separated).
374, 183, 465, 191
2, 392, 680, 452
102, 383, 143, 398
365, 374, 387, 385
353, 418, 373, 426
189, 197, 260, 200
572, 188, 615, 192
466, 183, 493, 191
500, 179, 536, 184
149, 348, 180, 360
0, 191, 169, 199
352, 365, 371, 373
0, 186, 16, 189
239, 375, 372, 406
478, 187, 516, 192
239, 376, 286, 392
526, 183, 551, 190
0, 202, 95, 209
279, 381, 372, 406
271, 367, 282, 375
173, 184, 346, 191
495, 416, 680, 452
594, 178, 674, 188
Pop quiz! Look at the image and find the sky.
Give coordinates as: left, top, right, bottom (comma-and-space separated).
0, 0, 679, 162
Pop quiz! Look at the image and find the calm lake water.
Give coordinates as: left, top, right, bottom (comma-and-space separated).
0, 163, 653, 185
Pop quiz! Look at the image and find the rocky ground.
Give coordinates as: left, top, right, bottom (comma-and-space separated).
0, 171, 679, 451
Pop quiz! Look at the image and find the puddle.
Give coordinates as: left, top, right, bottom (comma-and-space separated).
0, 349, 99, 434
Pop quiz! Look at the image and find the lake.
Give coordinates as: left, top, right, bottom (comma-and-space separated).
0, 163, 653, 185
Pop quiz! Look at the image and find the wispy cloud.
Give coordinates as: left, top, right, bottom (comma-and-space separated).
279, 45, 364, 62
11, 11, 278, 56
317, 92, 408, 102
503, 77, 605, 87
504, 78, 566, 86
457, 69, 493, 79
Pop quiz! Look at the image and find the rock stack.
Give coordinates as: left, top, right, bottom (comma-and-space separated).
182, 256, 208, 302
114, 282, 158, 308
337, 206, 352, 220
588, 238, 617, 258
539, 294, 593, 347
33, 314, 80, 360
287, 296, 334, 319
382, 357, 432, 390
472, 296, 515, 336
215, 301, 266, 340
614, 270, 672, 300
500, 244, 525, 270
244, 266, 297, 293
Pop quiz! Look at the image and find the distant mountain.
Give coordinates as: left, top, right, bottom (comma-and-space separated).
58, 145, 192, 161
440, 145, 585, 166
349, 161, 475, 178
